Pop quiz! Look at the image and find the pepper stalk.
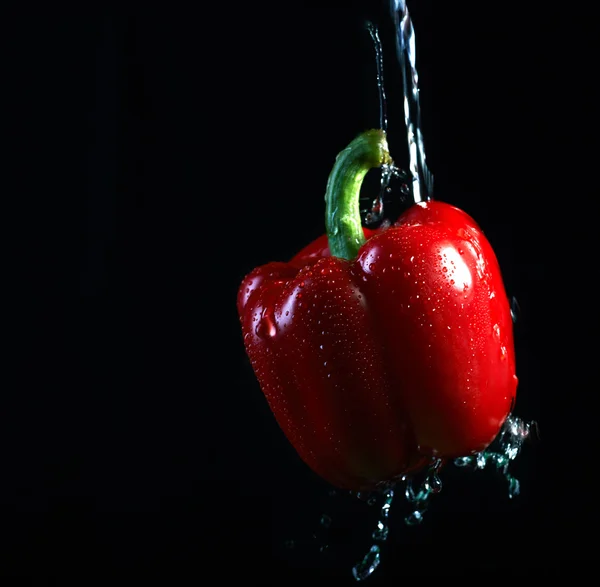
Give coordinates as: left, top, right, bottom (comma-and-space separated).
325, 129, 393, 261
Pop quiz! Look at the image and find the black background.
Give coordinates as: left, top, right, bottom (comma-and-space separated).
4, 0, 595, 583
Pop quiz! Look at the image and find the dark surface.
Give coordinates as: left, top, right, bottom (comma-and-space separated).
4, 1, 595, 583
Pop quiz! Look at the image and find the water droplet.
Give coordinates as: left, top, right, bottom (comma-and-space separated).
352, 545, 381, 581
511, 296, 520, 323
320, 514, 332, 528
425, 472, 442, 494
255, 308, 277, 339
380, 491, 394, 517
454, 456, 474, 467
507, 477, 520, 498
405, 510, 424, 526
372, 521, 389, 541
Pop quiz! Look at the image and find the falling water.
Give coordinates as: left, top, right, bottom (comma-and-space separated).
362, 22, 411, 226
391, 0, 434, 203
367, 22, 388, 133
362, 1, 433, 224
351, 488, 394, 580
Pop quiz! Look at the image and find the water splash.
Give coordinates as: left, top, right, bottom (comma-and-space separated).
403, 457, 443, 524
350, 457, 444, 580
361, 163, 412, 226
391, 0, 434, 203
284, 416, 534, 581
453, 415, 534, 498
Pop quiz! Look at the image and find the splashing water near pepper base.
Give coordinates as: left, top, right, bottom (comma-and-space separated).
282, 414, 535, 581
350, 414, 533, 580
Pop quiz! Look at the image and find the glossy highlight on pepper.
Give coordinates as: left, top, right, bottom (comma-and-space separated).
237, 129, 517, 491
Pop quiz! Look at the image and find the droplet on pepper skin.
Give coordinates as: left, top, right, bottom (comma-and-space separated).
255, 307, 277, 340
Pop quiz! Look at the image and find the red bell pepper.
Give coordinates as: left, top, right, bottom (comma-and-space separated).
237, 129, 517, 491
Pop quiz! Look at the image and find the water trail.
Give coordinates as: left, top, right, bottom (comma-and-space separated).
363, 22, 392, 226
366, 22, 388, 133
390, 0, 434, 203
351, 488, 394, 581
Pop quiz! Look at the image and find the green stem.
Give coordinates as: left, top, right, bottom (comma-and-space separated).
325, 129, 393, 260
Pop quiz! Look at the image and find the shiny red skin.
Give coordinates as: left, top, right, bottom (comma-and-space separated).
237, 201, 517, 491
